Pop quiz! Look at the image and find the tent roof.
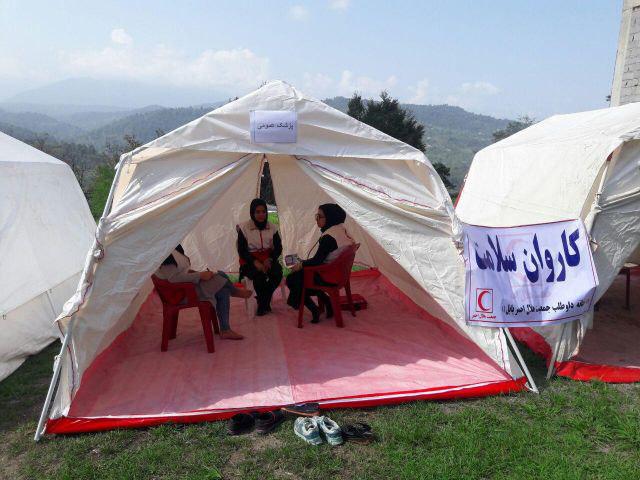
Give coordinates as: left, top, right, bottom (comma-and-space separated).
456, 102, 640, 227
485, 102, 640, 153
0, 131, 64, 165
128, 80, 425, 164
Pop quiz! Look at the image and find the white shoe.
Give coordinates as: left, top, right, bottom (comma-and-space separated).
315, 415, 343, 446
294, 417, 323, 445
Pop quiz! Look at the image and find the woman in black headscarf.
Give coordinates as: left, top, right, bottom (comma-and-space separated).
286, 203, 354, 323
237, 198, 283, 315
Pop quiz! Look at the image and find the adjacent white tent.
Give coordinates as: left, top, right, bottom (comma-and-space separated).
0, 132, 96, 381
39, 81, 526, 437
457, 103, 640, 382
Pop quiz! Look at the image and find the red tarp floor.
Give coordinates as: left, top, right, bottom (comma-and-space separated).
514, 269, 640, 382
50, 271, 524, 433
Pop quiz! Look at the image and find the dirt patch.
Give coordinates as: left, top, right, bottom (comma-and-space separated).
251, 433, 284, 452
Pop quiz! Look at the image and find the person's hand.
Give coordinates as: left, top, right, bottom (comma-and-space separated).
292, 262, 303, 272
254, 260, 266, 273
200, 271, 214, 281
263, 258, 272, 270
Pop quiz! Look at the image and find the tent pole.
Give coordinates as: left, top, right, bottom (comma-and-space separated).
34, 318, 74, 441
34, 156, 128, 442
503, 328, 539, 394
546, 322, 568, 380
44, 289, 58, 317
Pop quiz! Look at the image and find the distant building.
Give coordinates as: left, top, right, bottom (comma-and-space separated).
611, 0, 640, 106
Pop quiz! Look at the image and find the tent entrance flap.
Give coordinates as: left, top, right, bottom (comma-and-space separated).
47, 271, 523, 433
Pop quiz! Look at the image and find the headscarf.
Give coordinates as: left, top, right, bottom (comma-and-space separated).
318, 203, 346, 232
250, 198, 268, 230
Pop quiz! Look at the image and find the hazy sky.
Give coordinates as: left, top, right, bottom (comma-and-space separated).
0, 0, 622, 118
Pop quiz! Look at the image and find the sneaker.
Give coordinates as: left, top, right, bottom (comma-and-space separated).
315, 416, 343, 446
255, 410, 285, 435
294, 417, 323, 445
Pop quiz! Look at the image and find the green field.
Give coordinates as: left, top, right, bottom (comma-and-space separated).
1, 342, 638, 480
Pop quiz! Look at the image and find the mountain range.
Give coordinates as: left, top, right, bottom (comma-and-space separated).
0, 81, 511, 189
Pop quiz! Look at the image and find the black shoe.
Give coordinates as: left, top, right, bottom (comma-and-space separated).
255, 410, 285, 435
319, 294, 333, 319
305, 298, 320, 323
227, 413, 255, 435
342, 422, 374, 443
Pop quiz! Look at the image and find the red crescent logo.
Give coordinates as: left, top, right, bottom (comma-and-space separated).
475, 288, 493, 313
477, 290, 491, 312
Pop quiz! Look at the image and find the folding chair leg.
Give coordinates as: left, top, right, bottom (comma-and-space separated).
345, 281, 356, 317
297, 287, 306, 328
161, 309, 172, 351
331, 291, 344, 328
210, 304, 220, 334
198, 305, 215, 353
317, 293, 325, 315
170, 311, 179, 338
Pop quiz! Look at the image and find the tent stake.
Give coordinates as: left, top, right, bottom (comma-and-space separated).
503, 328, 539, 394
34, 155, 128, 442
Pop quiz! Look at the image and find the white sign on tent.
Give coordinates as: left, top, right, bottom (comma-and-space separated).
463, 219, 598, 328
250, 110, 297, 143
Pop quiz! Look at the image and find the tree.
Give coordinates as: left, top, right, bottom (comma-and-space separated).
492, 115, 535, 143
347, 91, 453, 189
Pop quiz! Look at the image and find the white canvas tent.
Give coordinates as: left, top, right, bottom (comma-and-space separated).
0, 132, 96, 381
38, 81, 527, 438
457, 103, 640, 382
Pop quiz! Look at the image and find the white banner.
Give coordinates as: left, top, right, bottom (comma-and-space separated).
250, 110, 297, 143
463, 219, 598, 328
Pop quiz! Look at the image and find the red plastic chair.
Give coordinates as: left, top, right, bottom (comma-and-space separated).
297, 243, 360, 328
151, 275, 219, 353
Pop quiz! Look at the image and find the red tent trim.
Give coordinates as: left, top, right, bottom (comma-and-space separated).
511, 327, 640, 383
46, 377, 526, 435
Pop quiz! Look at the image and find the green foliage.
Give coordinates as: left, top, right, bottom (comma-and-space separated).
80, 107, 213, 149
327, 97, 511, 189
347, 91, 426, 151
492, 115, 536, 143
347, 92, 457, 189
26, 135, 105, 194
89, 164, 117, 219
259, 162, 276, 205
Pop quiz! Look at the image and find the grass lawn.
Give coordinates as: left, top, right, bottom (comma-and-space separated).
1, 341, 639, 480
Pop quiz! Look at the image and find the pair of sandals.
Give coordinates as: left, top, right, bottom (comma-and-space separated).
341, 422, 374, 443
